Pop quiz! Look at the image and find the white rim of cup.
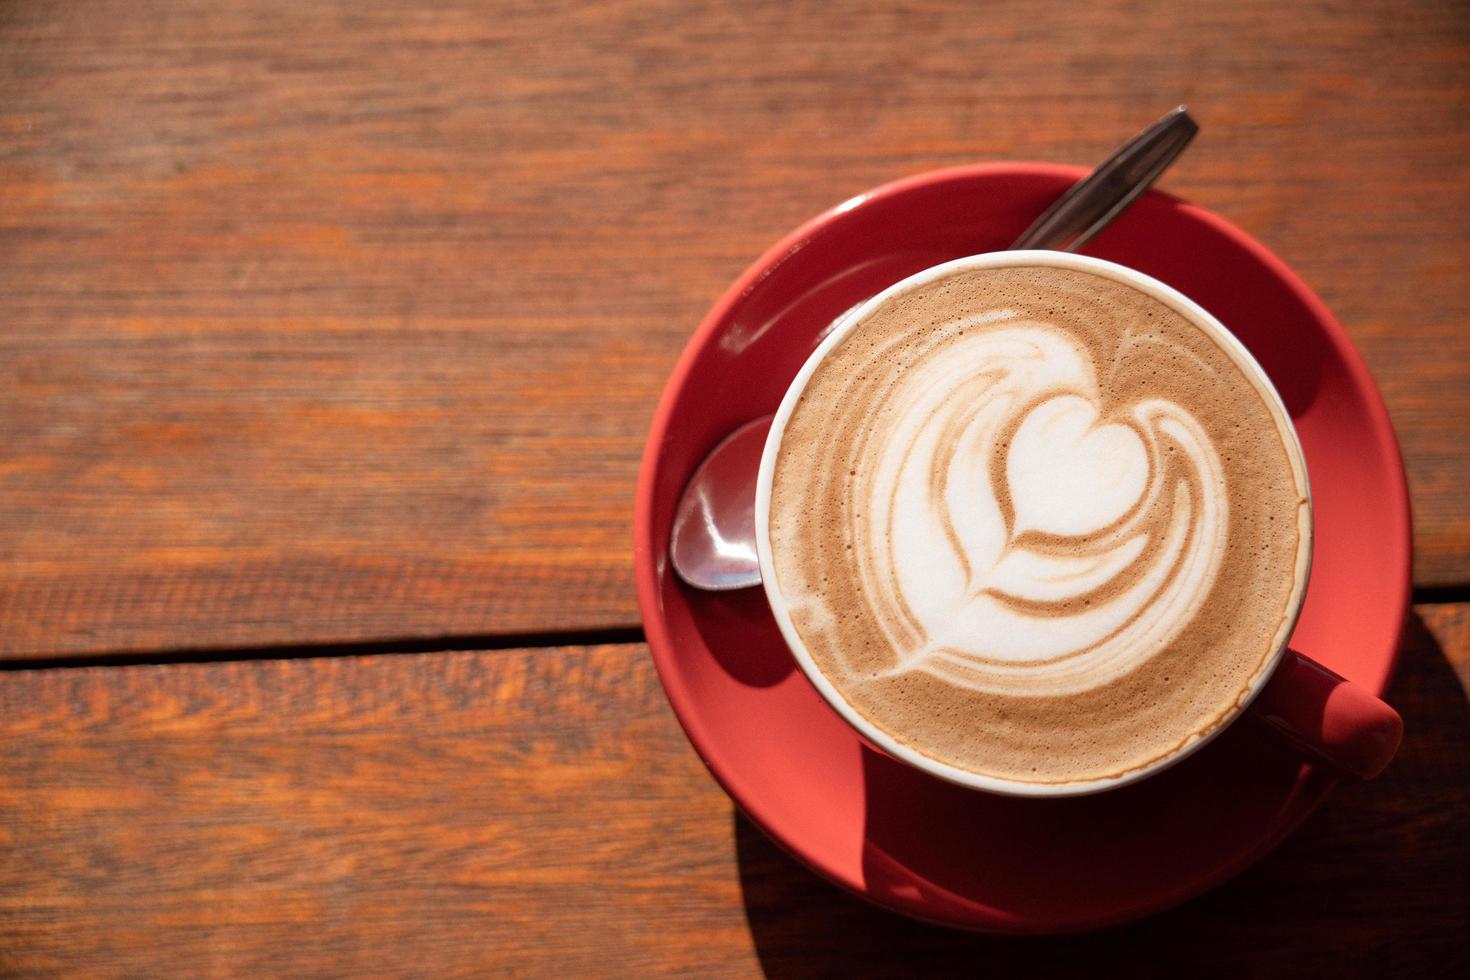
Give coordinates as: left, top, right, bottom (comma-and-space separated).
754, 250, 1314, 798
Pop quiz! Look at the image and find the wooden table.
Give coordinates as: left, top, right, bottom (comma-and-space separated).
2, 1, 1466, 975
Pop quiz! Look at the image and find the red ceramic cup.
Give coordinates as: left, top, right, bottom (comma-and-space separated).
636, 162, 1412, 930
752, 250, 1402, 796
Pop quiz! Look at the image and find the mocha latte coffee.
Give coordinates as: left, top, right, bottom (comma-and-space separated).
763, 257, 1311, 787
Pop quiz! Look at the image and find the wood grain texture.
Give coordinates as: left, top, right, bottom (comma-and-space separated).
1, 0, 1467, 658
1, 606, 1466, 978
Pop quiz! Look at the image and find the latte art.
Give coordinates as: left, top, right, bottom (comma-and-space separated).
856, 316, 1228, 697
766, 262, 1310, 786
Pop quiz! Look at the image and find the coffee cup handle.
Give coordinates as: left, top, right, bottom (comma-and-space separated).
1247, 650, 1403, 780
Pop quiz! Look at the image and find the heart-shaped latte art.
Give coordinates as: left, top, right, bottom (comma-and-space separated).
840, 316, 1227, 697
1005, 395, 1149, 538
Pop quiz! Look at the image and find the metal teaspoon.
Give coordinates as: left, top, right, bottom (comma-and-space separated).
669, 106, 1199, 591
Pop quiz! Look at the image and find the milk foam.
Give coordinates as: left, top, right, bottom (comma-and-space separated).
856, 315, 1227, 696
767, 262, 1310, 785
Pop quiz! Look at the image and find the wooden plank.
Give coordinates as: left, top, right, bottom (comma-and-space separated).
1, 605, 1467, 977
1, 0, 1466, 658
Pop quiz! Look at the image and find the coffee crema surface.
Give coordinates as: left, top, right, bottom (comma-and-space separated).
767, 263, 1310, 785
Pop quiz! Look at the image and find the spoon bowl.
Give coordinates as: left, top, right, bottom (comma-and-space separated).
668, 416, 773, 590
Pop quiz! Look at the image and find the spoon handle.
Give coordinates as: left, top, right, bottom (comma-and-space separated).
1010, 106, 1198, 253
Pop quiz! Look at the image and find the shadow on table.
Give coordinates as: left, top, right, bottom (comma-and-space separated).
735, 612, 1470, 977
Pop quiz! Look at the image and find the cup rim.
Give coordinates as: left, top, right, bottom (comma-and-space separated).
753, 249, 1315, 798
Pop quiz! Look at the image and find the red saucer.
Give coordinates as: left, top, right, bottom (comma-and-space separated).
633, 164, 1411, 933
